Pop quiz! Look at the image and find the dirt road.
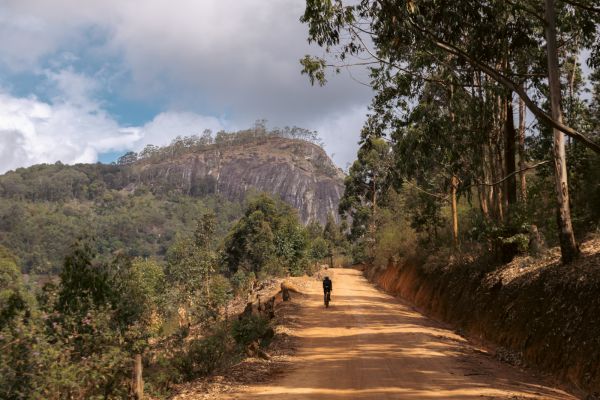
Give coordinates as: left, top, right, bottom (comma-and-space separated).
226, 268, 576, 399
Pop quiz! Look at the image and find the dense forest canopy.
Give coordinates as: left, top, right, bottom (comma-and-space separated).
301, 0, 600, 264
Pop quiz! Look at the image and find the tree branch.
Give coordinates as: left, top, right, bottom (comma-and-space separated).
408, 19, 600, 154
403, 179, 449, 201
506, 0, 546, 22
472, 160, 550, 187
561, 0, 600, 13
348, 25, 482, 91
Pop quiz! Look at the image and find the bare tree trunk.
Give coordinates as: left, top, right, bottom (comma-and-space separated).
476, 72, 491, 220
132, 354, 143, 399
372, 176, 377, 216
478, 178, 490, 219
368, 177, 377, 257
495, 139, 505, 222
451, 175, 459, 247
479, 142, 491, 220
495, 93, 506, 221
545, 0, 579, 263
518, 89, 527, 201
504, 94, 518, 207
487, 139, 500, 222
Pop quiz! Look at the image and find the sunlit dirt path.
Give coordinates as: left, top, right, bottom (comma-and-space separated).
225, 268, 576, 400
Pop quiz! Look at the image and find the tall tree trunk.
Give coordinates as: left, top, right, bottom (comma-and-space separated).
479, 140, 491, 220
132, 354, 143, 399
545, 0, 579, 263
368, 176, 377, 257
495, 93, 506, 221
451, 175, 459, 247
495, 138, 505, 222
476, 72, 491, 220
504, 94, 518, 207
518, 89, 527, 201
478, 171, 490, 219
487, 139, 501, 222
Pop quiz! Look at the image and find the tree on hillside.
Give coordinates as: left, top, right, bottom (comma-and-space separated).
117, 151, 138, 165
339, 128, 397, 255
165, 213, 222, 324
223, 194, 309, 277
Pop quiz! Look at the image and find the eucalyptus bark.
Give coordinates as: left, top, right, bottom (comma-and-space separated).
504, 95, 518, 206
545, 0, 579, 263
451, 175, 459, 247
494, 129, 506, 221
518, 92, 527, 201
368, 176, 377, 256
133, 354, 143, 399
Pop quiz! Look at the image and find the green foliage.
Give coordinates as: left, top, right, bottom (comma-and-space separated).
174, 327, 233, 379
0, 192, 240, 275
0, 246, 33, 326
0, 126, 342, 397
57, 239, 110, 315
275, 220, 309, 276
208, 274, 233, 310
309, 237, 329, 261
194, 212, 217, 248
302, 0, 600, 264
371, 193, 418, 269
230, 270, 256, 295
0, 292, 134, 399
223, 193, 309, 277
403, 186, 446, 244
164, 213, 221, 325
502, 234, 530, 254
232, 315, 271, 347
0, 243, 169, 399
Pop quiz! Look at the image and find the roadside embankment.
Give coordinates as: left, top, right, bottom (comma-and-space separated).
367, 239, 600, 397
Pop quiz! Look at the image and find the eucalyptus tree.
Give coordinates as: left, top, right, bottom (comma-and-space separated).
391, 76, 484, 245
301, 0, 600, 262
339, 123, 397, 255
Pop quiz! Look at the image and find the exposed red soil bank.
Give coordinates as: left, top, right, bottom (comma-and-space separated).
368, 239, 600, 397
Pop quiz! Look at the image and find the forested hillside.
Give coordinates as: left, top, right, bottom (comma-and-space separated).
0, 189, 347, 399
0, 125, 344, 275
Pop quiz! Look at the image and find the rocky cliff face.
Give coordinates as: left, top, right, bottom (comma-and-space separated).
130, 138, 345, 225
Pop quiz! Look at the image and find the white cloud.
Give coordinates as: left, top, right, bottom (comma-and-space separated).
1, 0, 372, 118
0, 84, 366, 174
0, 70, 229, 173
0, 0, 373, 170
0, 91, 134, 173
313, 104, 368, 171
44, 68, 100, 109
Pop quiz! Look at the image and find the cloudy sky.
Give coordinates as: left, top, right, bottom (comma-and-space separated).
0, 0, 373, 174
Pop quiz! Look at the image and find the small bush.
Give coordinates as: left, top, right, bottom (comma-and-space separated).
231, 315, 270, 347
143, 355, 182, 398
502, 233, 529, 253
174, 328, 232, 379
288, 258, 309, 276
231, 270, 256, 295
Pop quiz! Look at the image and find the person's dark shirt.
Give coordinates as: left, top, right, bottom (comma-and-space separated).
323, 278, 332, 292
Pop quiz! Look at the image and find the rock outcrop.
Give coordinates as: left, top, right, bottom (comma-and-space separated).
130, 138, 345, 224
